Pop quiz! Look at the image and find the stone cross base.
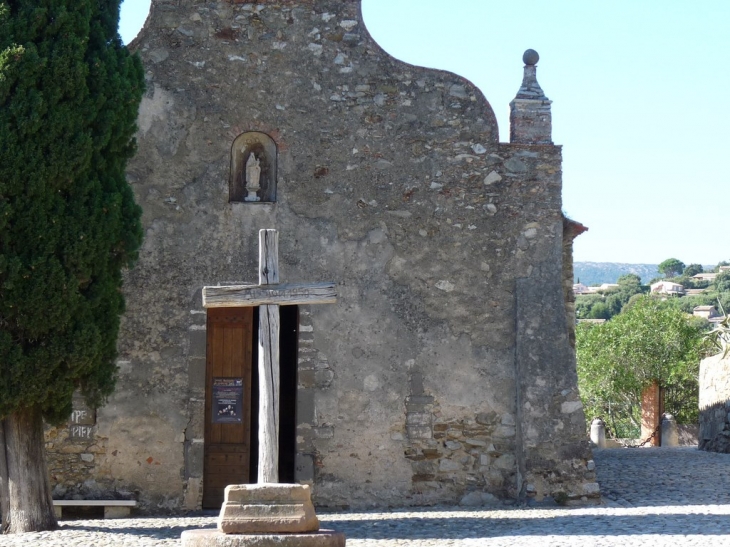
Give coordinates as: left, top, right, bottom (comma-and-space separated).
218, 484, 319, 534
181, 484, 345, 546
181, 529, 345, 547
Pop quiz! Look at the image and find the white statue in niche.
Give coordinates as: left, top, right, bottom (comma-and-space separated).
244, 153, 261, 202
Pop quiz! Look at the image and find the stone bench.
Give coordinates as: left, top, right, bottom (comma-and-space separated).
53, 499, 137, 519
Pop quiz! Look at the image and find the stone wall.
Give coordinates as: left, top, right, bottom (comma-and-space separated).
699, 352, 730, 452
44, 0, 595, 510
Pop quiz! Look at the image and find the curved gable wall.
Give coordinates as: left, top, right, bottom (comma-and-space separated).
45, 0, 595, 510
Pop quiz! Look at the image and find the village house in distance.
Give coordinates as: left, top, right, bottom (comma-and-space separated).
45, 0, 597, 510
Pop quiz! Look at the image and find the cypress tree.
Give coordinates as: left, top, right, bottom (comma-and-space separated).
0, 0, 143, 532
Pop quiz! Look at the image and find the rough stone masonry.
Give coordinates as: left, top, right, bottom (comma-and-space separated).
45, 0, 597, 511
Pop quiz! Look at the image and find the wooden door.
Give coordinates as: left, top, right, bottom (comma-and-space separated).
203, 307, 253, 509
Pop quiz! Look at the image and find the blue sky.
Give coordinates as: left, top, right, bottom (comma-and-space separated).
119, 1, 730, 266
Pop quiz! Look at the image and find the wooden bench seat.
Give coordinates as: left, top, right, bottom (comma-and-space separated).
53, 499, 137, 519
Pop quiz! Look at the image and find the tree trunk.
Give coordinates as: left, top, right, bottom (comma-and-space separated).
0, 420, 10, 533
2, 407, 57, 533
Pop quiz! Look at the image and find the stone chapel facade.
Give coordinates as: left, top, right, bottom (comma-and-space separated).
45, 0, 597, 511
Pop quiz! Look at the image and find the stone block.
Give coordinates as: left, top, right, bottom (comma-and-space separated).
181, 529, 345, 547
465, 438, 487, 447
298, 369, 316, 389
184, 477, 202, 510
188, 329, 207, 358
475, 412, 498, 425
297, 390, 315, 424
493, 425, 516, 438
406, 425, 432, 440
188, 357, 206, 391
411, 460, 437, 475
493, 454, 516, 470
294, 454, 314, 482
459, 491, 483, 506
405, 403, 429, 413
105, 506, 132, 519
406, 411, 432, 426
409, 372, 424, 395
438, 459, 460, 472
185, 441, 204, 478
218, 484, 319, 534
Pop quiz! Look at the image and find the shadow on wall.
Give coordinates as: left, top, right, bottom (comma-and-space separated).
699, 400, 730, 453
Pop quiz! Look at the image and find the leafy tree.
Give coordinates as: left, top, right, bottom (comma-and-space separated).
683, 264, 703, 277
575, 273, 647, 321
622, 292, 647, 312
617, 273, 642, 289
575, 293, 604, 319
577, 296, 708, 438
658, 258, 686, 278
666, 293, 715, 314
587, 302, 611, 320
715, 271, 730, 293
0, 1, 143, 533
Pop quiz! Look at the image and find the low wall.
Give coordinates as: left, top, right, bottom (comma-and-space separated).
699, 352, 730, 453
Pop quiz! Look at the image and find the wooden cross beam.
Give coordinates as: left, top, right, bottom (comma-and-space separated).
202, 229, 336, 483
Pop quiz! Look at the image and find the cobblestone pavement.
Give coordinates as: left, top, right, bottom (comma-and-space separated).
2, 447, 730, 547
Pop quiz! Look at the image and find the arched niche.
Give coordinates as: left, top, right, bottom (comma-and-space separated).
230, 131, 277, 203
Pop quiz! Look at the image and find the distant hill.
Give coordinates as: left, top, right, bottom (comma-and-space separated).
573, 262, 660, 286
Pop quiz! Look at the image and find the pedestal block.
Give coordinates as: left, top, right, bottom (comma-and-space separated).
181, 529, 345, 547
218, 484, 319, 534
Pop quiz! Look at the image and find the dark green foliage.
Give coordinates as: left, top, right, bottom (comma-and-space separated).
587, 302, 610, 320
575, 273, 647, 321
658, 258, 686, 278
617, 273, 642, 289
715, 271, 730, 294
577, 297, 709, 436
683, 263, 704, 277
0, 1, 143, 424
575, 294, 602, 319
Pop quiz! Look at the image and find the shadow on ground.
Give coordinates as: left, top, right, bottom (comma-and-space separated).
322, 511, 730, 539
60, 509, 730, 541
593, 447, 730, 506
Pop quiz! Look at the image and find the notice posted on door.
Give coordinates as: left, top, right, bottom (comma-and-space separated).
212, 377, 244, 423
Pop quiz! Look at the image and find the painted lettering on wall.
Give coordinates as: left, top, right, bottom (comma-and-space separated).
68, 392, 97, 440
70, 409, 90, 424
69, 425, 94, 440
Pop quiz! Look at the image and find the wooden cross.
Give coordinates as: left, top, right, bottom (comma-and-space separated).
202, 229, 336, 483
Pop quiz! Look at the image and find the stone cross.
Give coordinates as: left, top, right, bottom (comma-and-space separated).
203, 229, 336, 482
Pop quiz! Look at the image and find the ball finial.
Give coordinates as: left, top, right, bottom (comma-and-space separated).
523, 49, 539, 66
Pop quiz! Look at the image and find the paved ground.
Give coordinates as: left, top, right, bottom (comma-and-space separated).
2, 446, 730, 546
